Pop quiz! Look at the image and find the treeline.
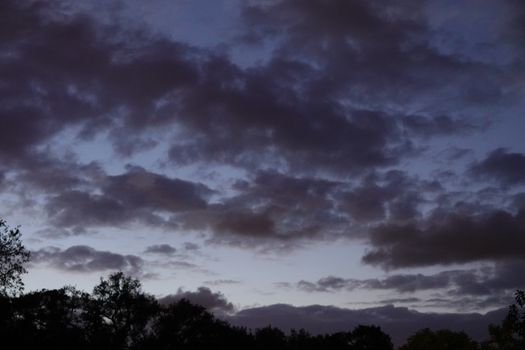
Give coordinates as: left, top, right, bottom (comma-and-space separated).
0, 219, 524, 349
0, 272, 524, 349
0, 272, 389, 350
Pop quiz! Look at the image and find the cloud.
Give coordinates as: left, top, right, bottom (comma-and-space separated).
338, 171, 422, 223
144, 244, 177, 255
204, 279, 241, 286
377, 297, 421, 304
44, 166, 212, 231
183, 242, 200, 251
0, 0, 198, 170
402, 115, 479, 138
293, 261, 525, 301
31, 245, 144, 275
1, 0, 523, 259
470, 148, 525, 185
227, 303, 507, 346
363, 210, 525, 268
240, 0, 520, 115
178, 171, 346, 248
297, 273, 455, 294
159, 286, 235, 314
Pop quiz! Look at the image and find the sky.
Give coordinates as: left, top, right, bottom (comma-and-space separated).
1, 0, 525, 343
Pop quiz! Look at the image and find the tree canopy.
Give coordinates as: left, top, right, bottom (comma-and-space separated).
485, 290, 525, 350
0, 218, 523, 350
0, 219, 30, 296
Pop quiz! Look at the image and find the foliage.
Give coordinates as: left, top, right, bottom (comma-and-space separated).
0, 219, 30, 296
399, 328, 479, 350
349, 325, 394, 350
1, 218, 525, 349
0, 269, 398, 350
484, 290, 525, 350
84, 272, 159, 349
0, 223, 523, 350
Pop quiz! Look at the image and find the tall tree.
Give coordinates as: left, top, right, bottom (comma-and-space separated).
349, 325, 394, 350
485, 290, 525, 350
84, 272, 159, 349
0, 219, 30, 296
399, 328, 479, 350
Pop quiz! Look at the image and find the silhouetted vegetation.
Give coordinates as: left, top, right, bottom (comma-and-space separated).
399, 328, 478, 350
0, 219, 523, 349
0, 219, 30, 296
483, 290, 525, 350
0, 273, 395, 349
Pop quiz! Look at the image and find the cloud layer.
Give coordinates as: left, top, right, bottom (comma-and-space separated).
1, 0, 524, 317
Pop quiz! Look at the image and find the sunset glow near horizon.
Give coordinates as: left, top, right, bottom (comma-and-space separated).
1, 0, 525, 340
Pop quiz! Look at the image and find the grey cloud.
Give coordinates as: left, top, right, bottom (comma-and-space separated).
240, 0, 520, 121
44, 166, 212, 230
1, 0, 519, 179
297, 276, 358, 293
179, 171, 347, 248
204, 279, 241, 286
169, 69, 409, 174
144, 244, 176, 255
1, 0, 524, 258
377, 297, 421, 304
162, 260, 200, 270
338, 171, 422, 223
104, 166, 211, 212
402, 115, 479, 138
183, 242, 200, 251
227, 303, 507, 346
0, 0, 197, 168
177, 170, 442, 248
296, 271, 461, 294
363, 210, 525, 269
159, 286, 235, 314
294, 262, 525, 299
32, 245, 144, 275
45, 190, 134, 228
470, 148, 525, 185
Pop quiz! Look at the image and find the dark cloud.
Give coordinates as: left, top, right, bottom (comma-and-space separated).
402, 115, 479, 138
183, 242, 200, 251
44, 166, 212, 231
162, 47, 411, 174
179, 171, 345, 248
174, 170, 442, 248
377, 297, 421, 304
0, 0, 198, 170
159, 286, 235, 314
294, 262, 525, 299
103, 166, 211, 212
227, 303, 507, 346
144, 244, 176, 255
363, 210, 525, 268
203, 279, 241, 286
338, 171, 422, 223
31, 245, 144, 275
162, 260, 201, 270
0, 0, 523, 267
240, 0, 519, 120
470, 148, 525, 185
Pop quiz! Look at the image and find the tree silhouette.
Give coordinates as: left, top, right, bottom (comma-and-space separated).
0, 219, 30, 296
7, 227, 524, 350
255, 325, 287, 349
151, 298, 252, 349
399, 328, 479, 350
9, 287, 88, 349
84, 272, 159, 349
485, 290, 525, 349
349, 325, 394, 350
